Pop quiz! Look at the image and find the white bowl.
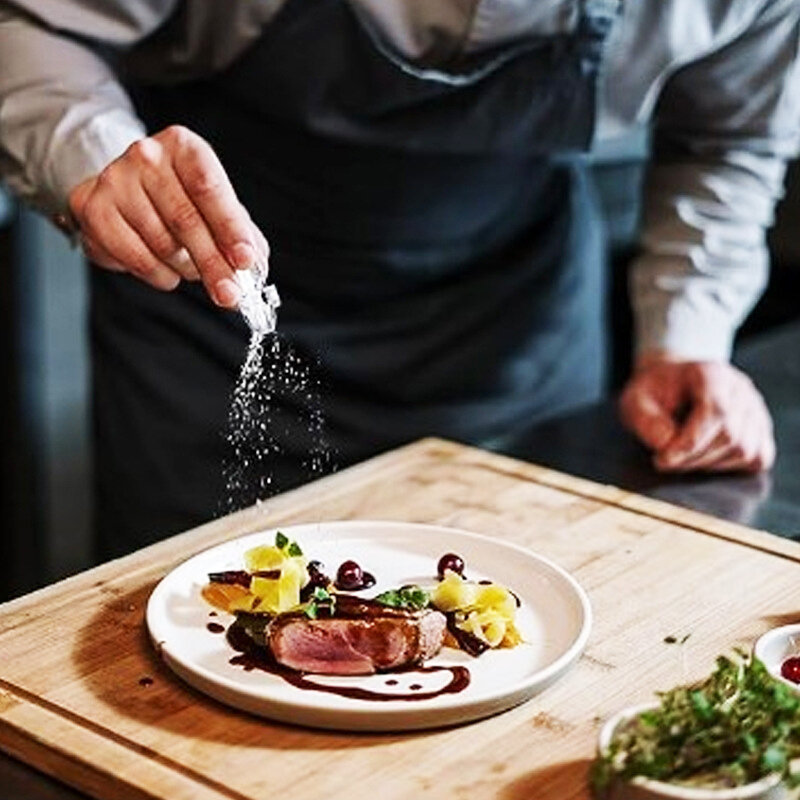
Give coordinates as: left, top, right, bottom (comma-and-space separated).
754, 624, 800, 691
596, 703, 792, 800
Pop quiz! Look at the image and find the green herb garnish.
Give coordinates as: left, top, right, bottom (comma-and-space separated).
591, 652, 800, 797
287, 541, 303, 557
304, 587, 336, 619
375, 585, 430, 611
274, 531, 288, 549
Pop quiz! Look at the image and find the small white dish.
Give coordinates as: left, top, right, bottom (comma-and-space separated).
146, 520, 592, 731
754, 624, 800, 691
596, 703, 791, 800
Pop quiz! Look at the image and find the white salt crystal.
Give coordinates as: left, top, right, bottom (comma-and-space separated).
234, 260, 281, 335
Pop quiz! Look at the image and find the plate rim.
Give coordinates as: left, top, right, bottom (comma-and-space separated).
146, 519, 592, 724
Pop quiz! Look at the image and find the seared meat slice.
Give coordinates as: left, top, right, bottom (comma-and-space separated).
267, 596, 447, 675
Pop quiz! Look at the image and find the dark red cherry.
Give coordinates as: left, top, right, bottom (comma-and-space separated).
336, 560, 364, 590
781, 656, 800, 684
437, 553, 465, 580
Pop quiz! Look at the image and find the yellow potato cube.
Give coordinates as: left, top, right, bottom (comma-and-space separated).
432, 572, 478, 612
475, 609, 507, 647
249, 575, 282, 612
475, 584, 516, 618
244, 545, 284, 572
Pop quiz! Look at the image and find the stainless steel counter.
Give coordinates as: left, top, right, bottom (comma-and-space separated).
503, 320, 800, 538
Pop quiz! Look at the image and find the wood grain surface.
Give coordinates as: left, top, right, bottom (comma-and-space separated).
1, 438, 799, 800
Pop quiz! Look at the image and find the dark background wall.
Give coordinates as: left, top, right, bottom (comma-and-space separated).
1, 157, 798, 602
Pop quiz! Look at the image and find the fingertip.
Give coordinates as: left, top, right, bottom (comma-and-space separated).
213, 277, 240, 308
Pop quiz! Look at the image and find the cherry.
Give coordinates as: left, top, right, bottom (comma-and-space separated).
306, 560, 329, 588
336, 560, 364, 590
781, 656, 800, 684
437, 552, 465, 580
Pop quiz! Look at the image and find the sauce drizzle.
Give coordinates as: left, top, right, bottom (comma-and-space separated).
226, 622, 470, 702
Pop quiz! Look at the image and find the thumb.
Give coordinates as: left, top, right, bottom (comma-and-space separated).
619, 384, 678, 451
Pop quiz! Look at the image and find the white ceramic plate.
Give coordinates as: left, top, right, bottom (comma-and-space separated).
146, 520, 591, 731
754, 624, 800, 691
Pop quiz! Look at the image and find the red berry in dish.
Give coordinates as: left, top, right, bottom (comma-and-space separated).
437, 553, 465, 580
781, 656, 800, 684
307, 560, 329, 587
336, 560, 364, 590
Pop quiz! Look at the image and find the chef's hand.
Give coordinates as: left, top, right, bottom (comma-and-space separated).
619, 354, 775, 473
67, 125, 269, 308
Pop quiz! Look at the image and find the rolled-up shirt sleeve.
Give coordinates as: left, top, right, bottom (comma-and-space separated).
0, 1, 172, 216
631, 0, 800, 362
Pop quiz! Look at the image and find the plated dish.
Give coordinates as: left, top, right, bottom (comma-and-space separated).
146, 520, 591, 731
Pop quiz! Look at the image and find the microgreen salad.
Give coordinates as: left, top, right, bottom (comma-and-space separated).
202, 531, 522, 655
591, 652, 800, 796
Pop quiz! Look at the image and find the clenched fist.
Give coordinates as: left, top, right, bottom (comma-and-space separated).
68, 125, 270, 308
619, 356, 775, 474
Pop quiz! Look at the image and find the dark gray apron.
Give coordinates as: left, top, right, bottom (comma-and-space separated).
92, 0, 616, 556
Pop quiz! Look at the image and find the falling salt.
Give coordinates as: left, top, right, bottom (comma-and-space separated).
220, 266, 336, 514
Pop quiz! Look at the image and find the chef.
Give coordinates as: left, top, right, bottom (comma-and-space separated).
0, 0, 797, 556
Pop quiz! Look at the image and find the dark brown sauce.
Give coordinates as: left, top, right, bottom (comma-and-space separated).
445, 613, 490, 657
207, 622, 225, 634
333, 572, 376, 592
226, 622, 470, 702
208, 570, 251, 587
209, 610, 218, 617
385, 679, 398, 686
410, 684, 422, 691
253, 569, 282, 580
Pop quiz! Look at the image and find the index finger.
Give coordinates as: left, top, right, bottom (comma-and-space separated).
164, 127, 255, 271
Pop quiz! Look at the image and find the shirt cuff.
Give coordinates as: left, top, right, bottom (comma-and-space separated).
43, 108, 146, 218
634, 295, 738, 362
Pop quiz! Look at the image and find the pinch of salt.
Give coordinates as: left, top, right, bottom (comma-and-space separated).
235, 265, 281, 335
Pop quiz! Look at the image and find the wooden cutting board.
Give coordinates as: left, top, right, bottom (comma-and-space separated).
1, 438, 799, 800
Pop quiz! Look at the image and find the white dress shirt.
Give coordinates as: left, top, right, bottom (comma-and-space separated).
1, 0, 799, 360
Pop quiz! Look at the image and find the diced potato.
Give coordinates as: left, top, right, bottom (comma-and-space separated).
244, 545, 284, 572
281, 557, 307, 585
278, 568, 304, 611
432, 572, 479, 612
475, 609, 507, 647
250, 575, 282, 611
459, 611, 486, 642
433, 572, 522, 651
475, 584, 516, 617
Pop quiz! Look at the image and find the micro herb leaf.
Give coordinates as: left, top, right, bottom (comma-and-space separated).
375, 585, 430, 611
590, 653, 800, 796
287, 541, 303, 557
275, 531, 288, 549
305, 587, 335, 619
